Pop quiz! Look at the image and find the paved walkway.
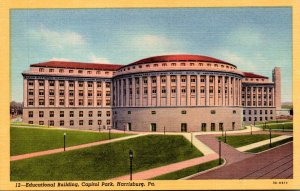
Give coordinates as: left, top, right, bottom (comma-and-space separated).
112, 153, 219, 180
237, 135, 293, 152
189, 142, 293, 179
10, 134, 146, 161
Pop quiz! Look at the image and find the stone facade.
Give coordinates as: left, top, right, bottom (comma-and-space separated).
22, 54, 280, 131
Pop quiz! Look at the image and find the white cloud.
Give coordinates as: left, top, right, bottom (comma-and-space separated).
89, 54, 111, 64
29, 27, 86, 49
49, 57, 71, 61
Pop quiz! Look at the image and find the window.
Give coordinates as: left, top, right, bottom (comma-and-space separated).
39, 111, 44, 118
78, 70, 83, 74
106, 99, 111, 106
144, 78, 148, 84
79, 90, 84, 97
69, 99, 74, 105
69, 111, 74, 117
171, 63, 176, 66
152, 87, 157, 94
265, 110, 268, 114
249, 110, 251, 115
243, 110, 245, 115
60, 111, 64, 117
152, 77, 157, 83
69, 90, 74, 97
151, 111, 156, 114
201, 123, 207, 132
79, 111, 83, 117
254, 110, 257, 115
59, 90, 64, 96
78, 81, 84, 87
28, 80, 34, 86
200, 77, 205, 83
161, 76, 166, 83
200, 86, 205, 93
106, 111, 111, 117
209, 86, 213, 93
171, 76, 176, 82
49, 99, 54, 105
39, 99, 45, 106
89, 120, 93, 125
270, 110, 273, 114
191, 86, 196, 94
181, 110, 187, 114
69, 70, 74, 73
88, 90, 93, 97
28, 89, 34, 96
79, 120, 84, 126
49, 111, 54, 117
211, 123, 215, 131
89, 111, 93, 117
87, 71, 92, 74
171, 86, 176, 93
191, 77, 196, 83
98, 111, 102, 117
98, 120, 102, 125
106, 120, 111, 125
88, 99, 93, 106
161, 87, 166, 94
59, 81, 64, 87
39, 80, 44, 86
144, 87, 148, 94
28, 121, 33, 124
97, 99, 102, 106
233, 110, 236, 114
97, 91, 102, 97
219, 123, 223, 131
128, 111, 131, 114
39, 89, 44, 96
28, 99, 34, 105
106, 91, 111, 96
39, 121, 44, 125
88, 82, 93, 87
97, 82, 102, 88
181, 87, 186, 93
70, 120, 74, 126
211, 110, 216, 114
28, 111, 33, 118
49, 89, 54, 96
60, 120, 64, 126
59, 99, 64, 106
181, 76, 186, 83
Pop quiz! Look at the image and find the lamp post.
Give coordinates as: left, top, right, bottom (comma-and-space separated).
251, 125, 253, 135
129, 150, 133, 181
63, 132, 66, 151
98, 124, 101, 133
224, 130, 227, 143
218, 140, 222, 165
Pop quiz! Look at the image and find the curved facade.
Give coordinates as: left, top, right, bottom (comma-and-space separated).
112, 55, 244, 132
22, 54, 280, 132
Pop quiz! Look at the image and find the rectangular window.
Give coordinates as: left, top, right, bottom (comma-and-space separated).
28, 111, 33, 118
39, 89, 44, 96
106, 111, 111, 117
211, 110, 216, 114
28, 89, 34, 96
106, 99, 111, 106
39, 99, 44, 106
89, 111, 93, 117
98, 120, 102, 125
49, 81, 55, 87
181, 87, 186, 93
60, 111, 64, 117
191, 86, 196, 94
265, 110, 268, 114
70, 120, 74, 126
89, 120, 93, 125
49, 89, 54, 96
88, 82, 93, 87
59, 81, 64, 87
49, 99, 54, 105
151, 111, 156, 114
98, 111, 102, 117
39, 80, 44, 86
79, 111, 83, 117
59, 90, 64, 96
201, 123, 206, 132
181, 110, 187, 114
49, 111, 54, 117
39, 111, 44, 118
39, 121, 44, 125
28, 80, 34, 86
88, 90, 93, 97
79, 120, 83, 126
219, 123, 223, 131
211, 123, 215, 131
161, 87, 166, 94
69, 111, 74, 117
79, 90, 84, 97
28, 99, 34, 105
171, 86, 176, 93
88, 99, 93, 106
200, 86, 205, 93
59, 99, 64, 106
171, 76, 176, 82
78, 81, 84, 87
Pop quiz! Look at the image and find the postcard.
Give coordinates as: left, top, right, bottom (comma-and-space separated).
0, 0, 299, 190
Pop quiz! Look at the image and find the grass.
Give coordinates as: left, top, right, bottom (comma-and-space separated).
256, 120, 292, 125
10, 135, 203, 181
217, 134, 280, 148
246, 137, 293, 153
152, 159, 224, 180
257, 123, 293, 130
10, 127, 130, 156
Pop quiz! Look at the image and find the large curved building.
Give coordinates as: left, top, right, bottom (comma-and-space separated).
22, 54, 281, 132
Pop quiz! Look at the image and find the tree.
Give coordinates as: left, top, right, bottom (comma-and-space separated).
10, 101, 23, 116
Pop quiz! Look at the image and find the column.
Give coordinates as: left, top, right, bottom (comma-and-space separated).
34, 80, 39, 107
232, 78, 235, 106
205, 75, 209, 106
256, 87, 259, 107
228, 77, 232, 106
156, 76, 161, 106
83, 81, 88, 107
55, 80, 59, 107
272, 87, 275, 106
196, 75, 201, 106
222, 76, 225, 106
132, 77, 136, 106
250, 86, 253, 107
44, 80, 49, 107
139, 77, 143, 107
186, 75, 190, 106
120, 79, 124, 107
166, 75, 171, 106
125, 78, 130, 107
65, 80, 69, 107
214, 75, 218, 106
266, 87, 269, 107
147, 76, 151, 106
102, 81, 106, 107
74, 81, 79, 107
23, 79, 28, 107
176, 75, 181, 106
93, 81, 97, 106
239, 79, 242, 106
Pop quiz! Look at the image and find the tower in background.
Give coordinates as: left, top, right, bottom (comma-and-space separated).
273, 67, 281, 111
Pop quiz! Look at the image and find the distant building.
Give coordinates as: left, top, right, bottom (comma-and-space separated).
22, 54, 281, 132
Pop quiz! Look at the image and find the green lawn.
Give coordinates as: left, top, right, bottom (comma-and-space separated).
11, 135, 203, 181
246, 137, 293, 153
217, 134, 280, 148
11, 127, 130, 156
256, 120, 292, 125
257, 123, 293, 130
152, 159, 224, 180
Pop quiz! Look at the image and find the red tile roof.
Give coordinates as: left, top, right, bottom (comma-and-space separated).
127, 54, 235, 67
31, 61, 123, 71
243, 72, 268, 79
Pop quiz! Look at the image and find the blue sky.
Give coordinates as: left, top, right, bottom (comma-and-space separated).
11, 8, 292, 102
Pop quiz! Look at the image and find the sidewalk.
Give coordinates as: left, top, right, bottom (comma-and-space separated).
10, 134, 146, 161
236, 135, 293, 152
112, 153, 219, 180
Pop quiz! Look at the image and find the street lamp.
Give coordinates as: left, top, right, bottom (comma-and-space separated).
218, 140, 222, 165
64, 132, 66, 151
224, 130, 227, 143
129, 150, 133, 181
